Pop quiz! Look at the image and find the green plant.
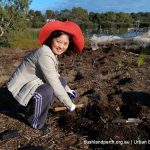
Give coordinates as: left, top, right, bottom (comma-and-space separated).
7, 28, 39, 49
137, 51, 146, 67
0, 0, 32, 46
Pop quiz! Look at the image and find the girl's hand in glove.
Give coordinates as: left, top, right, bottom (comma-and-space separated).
68, 103, 76, 112
67, 90, 77, 99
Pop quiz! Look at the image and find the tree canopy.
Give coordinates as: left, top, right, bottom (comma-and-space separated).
0, 3, 149, 46
0, 0, 32, 36
27, 7, 150, 29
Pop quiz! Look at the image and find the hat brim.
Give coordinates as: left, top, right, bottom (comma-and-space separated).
38, 20, 84, 53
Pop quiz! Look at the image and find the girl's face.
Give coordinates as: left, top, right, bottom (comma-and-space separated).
51, 34, 70, 55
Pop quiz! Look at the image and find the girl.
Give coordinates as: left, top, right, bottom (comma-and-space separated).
6, 20, 84, 130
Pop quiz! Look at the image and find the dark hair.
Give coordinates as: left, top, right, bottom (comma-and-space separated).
43, 30, 74, 54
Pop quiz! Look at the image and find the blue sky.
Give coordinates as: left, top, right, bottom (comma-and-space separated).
30, 0, 150, 13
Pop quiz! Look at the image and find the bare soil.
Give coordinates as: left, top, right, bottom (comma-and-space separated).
0, 45, 150, 150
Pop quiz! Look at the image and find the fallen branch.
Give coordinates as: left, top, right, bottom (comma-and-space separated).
54, 103, 84, 112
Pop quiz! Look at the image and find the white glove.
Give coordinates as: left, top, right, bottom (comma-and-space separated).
68, 103, 76, 112
67, 90, 77, 99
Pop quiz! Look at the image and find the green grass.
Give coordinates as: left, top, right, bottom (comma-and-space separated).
7, 28, 39, 49
3, 28, 88, 49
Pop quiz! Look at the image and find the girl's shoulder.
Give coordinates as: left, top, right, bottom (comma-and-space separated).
36, 45, 51, 55
36, 45, 57, 61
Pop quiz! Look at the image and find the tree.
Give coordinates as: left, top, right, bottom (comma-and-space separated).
116, 12, 132, 27
71, 7, 89, 23
57, 9, 72, 21
31, 10, 45, 28
89, 12, 101, 23
45, 10, 55, 20
0, 0, 32, 38
117, 12, 129, 22
28, 9, 34, 19
105, 12, 116, 22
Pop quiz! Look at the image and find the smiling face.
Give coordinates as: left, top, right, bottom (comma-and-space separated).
51, 34, 70, 55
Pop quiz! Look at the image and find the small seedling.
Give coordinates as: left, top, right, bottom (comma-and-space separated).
137, 51, 146, 67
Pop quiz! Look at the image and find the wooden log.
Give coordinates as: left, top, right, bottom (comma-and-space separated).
54, 103, 84, 112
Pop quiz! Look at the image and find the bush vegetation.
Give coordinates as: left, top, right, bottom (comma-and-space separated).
0, 1, 149, 48
7, 28, 39, 49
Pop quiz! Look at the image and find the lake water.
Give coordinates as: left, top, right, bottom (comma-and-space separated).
85, 27, 149, 39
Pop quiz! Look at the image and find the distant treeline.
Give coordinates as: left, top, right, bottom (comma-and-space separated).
28, 7, 150, 29
0, 0, 149, 47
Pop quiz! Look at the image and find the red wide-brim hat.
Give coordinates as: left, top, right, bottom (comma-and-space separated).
38, 20, 84, 53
